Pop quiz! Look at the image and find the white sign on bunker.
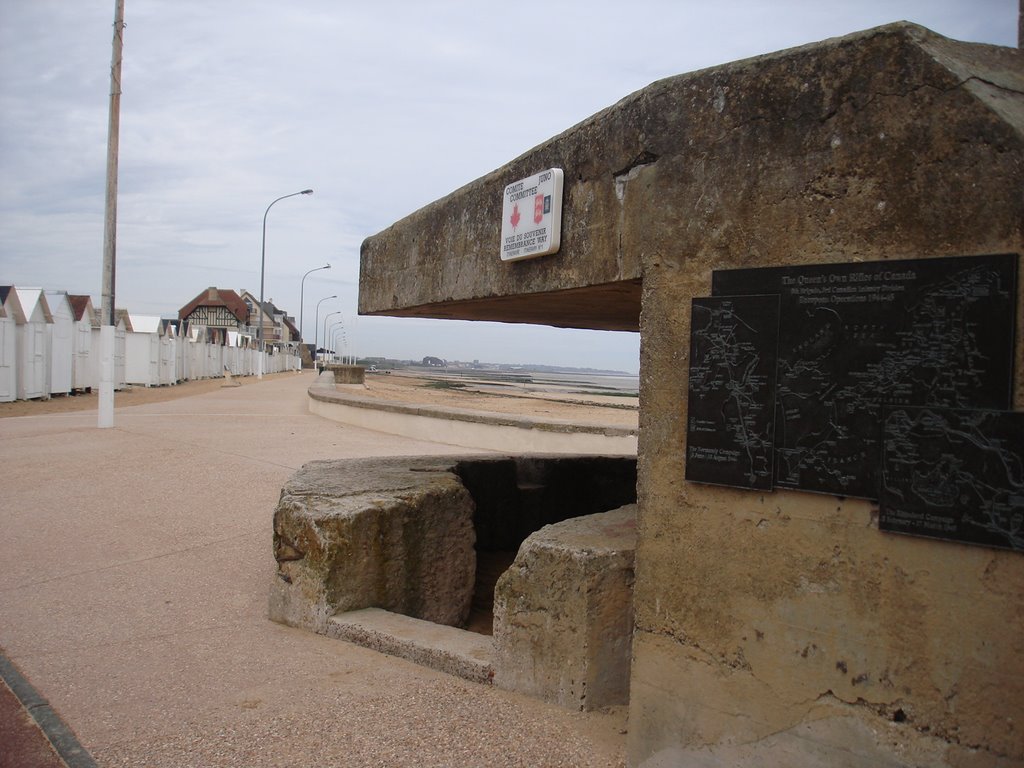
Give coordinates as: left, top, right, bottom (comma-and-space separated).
500, 168, 564, 262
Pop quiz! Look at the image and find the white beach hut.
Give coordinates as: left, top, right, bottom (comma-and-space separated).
184, 324, 213, 380
44, 290, 74, 397
67, 296, 97, 393
14, 288, 51, 400
209, 328, 226, 379
68, 295, 96, 392
225, 330, 242, 375
0, 287, 22, 402
179, 322, 193, 382
157, 319, 179, 386
170, 321, 188, 383
125, 313, 162, 386
90, 309, 129, 392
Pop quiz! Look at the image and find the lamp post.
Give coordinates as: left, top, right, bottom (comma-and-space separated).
331, 329, 342, 363
332, 325, 350, 365
313, 295, 337, 372
322, 310, 342, 370
299, 263, 330, 369
299, 263, 330, 343
329, 321, 345, 364
347, 315, 357, 366
258, 188, 313, 379
98, 0, 125, 429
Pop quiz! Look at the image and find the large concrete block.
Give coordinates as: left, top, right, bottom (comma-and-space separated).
629, 27, 1024, 766
493, 504, 636, 711
327, 363, 365, 384
269, 454, 639, 643
359, 24, 1023, 338
357, 20, 1024, 767
268, 457, 477, 632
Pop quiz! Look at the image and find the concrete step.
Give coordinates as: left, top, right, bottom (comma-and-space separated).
326, 608, 495, 684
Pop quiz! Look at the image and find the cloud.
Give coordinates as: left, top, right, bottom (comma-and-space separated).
0, 0, 1017, 374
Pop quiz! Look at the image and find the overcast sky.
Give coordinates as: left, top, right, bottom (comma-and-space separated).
0, 1, 1017, 373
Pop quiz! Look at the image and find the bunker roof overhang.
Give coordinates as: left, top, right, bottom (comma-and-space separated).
359, 22, 1024, 333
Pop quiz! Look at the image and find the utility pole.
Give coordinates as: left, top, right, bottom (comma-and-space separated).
99, 0, 125, 428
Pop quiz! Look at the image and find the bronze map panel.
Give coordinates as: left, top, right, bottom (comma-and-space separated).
710, 254, 1017, 499
686, 295, 780, 490
881, 407, 1023, 553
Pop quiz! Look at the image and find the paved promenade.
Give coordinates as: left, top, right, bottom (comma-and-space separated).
0, 372, 626, 767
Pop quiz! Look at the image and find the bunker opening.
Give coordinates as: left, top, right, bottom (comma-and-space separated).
454, 455, 637, 635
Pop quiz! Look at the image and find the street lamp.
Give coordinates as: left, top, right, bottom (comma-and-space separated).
299, 263, 330, 343
332, 325, 349, 365
346, 315, 358, 366
313, 296, 337, 372
329, 321, 345, 363
258, 188, 313, 379
331, 329, 342, 362
322, 310, 342, 369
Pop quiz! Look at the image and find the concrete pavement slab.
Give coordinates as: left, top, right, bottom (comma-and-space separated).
0, 372, 626, 767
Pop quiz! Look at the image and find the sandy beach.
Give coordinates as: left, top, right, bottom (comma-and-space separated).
0, 368, 639, 429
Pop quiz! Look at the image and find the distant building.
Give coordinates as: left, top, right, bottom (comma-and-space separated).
178, 287, 249, 330
237, 290, 299, 344
177, 286, 300, 350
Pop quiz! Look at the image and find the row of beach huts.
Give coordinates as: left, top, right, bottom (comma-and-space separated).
0, 286, 300, 403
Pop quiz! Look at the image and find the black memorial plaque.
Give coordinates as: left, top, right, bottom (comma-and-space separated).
880, 407, 1023, 553
686, 294, 780, 490
712, 254, 1017, 499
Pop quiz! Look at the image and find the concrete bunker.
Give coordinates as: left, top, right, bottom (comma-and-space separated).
354, 22, 1024, 768
269, 454, 637, 708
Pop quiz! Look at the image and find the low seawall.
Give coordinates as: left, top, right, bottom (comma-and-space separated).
307, 373, 637, 454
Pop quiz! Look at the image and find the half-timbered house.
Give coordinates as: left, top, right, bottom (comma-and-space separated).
178, 287, 250, 331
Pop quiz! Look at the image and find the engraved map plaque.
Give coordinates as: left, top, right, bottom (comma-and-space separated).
686, 295, 780, 490
712, 254, 1017, 498
881, 407, 1023, 552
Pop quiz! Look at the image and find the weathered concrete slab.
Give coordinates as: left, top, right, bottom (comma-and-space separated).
636, 714, 950, 768
360, 23, 1023, 334
628, 26, 1024, 768
327, 364, 365, 385
493, 505, 636, 711
270, 454, 638, 637
271, 456, 640, 708
268, 456, 479, 632
327, 608, 495, 684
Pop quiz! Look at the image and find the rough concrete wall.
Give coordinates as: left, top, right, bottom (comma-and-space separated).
328, 364, 365, 384
632, 26, 1024, 768
269, 454, 639, 640
360, 24, 1023, 339
269, 457, 478, 631
493, 505, 636, 711
359, 91, 651, 327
